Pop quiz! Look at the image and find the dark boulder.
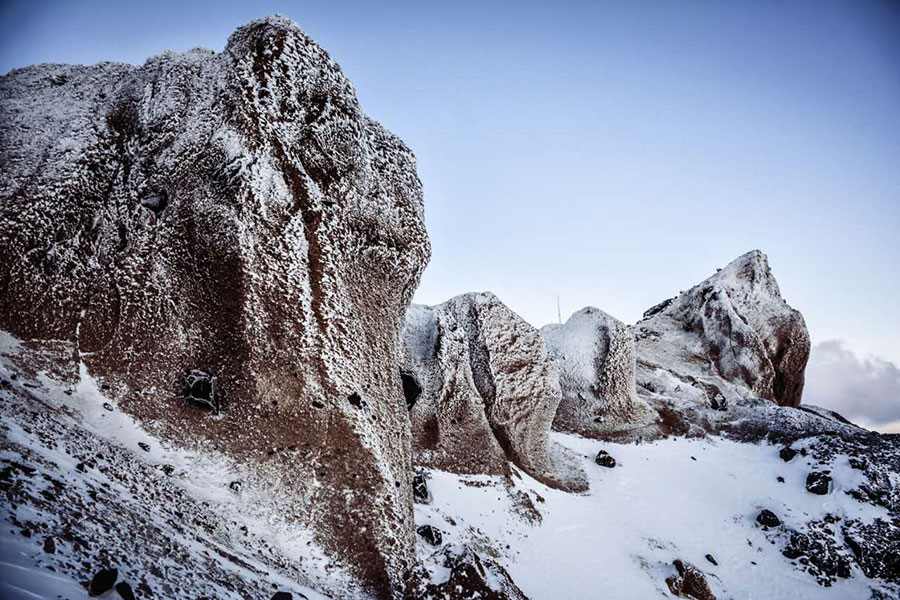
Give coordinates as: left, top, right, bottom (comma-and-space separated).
115, 581, 136, 600
806, 472, 832, 495
710, 393, 727, 411
705, 554, 717, 566
412, 474, 431, 504
757, 509, 781, 528
779, 447, 798, 462
89, 568, 118, 596
417, 524, 443, 546
595, 450, 617, 468
182, 370, 219, 412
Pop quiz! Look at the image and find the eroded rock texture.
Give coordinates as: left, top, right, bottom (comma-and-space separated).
0, 16, 429, 597
541, 307, 654, 438
401, 293, 581, 489
635, 251, 810, 408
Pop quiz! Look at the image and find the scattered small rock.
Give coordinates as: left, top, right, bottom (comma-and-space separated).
138, 442, 150, 452
806, 472, 832, 495
595, 450, 616, 468
271, 592, 293, 600
849, 456, 868, 470
43, 536, 55, 554
347, 392, 366, 408
777, 476, 785, 483
102, 403, 114, 412
757, 509, 781, 528
89, 567, 118, 596
161, 464, 175, 476
705, 554, 717, 566
417, 524, 443, 546
229, 480, 242, 493
779, 447, 798, 462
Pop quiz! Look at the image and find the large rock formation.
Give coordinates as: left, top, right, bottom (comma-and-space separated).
541, 307, 654, 438
401, 293, 582, 489
635, 251, 810, 408
0, 16, 429, 597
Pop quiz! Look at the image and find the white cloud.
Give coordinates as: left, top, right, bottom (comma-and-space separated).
803, 340, 900, 433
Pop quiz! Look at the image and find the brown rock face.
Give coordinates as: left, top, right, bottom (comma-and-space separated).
402, 293, 584, 490
0, 16, 429, 597
635, 251, 810, 408
666, 560, 717, 600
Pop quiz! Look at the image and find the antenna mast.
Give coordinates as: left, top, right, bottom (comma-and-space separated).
557, 295, 562, 324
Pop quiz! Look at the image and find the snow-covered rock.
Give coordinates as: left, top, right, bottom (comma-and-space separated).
635, 250, 810, 409
0, 16, 429, 596
541, 307, 655, 439
401, 293, 585, 491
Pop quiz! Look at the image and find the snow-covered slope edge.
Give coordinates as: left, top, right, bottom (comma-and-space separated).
414, 424, 900, 600
0, 332, 348, 599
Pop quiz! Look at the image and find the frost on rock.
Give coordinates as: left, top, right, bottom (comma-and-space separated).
0, 15, 430, 596
541, 307, 654, 439
635, 250, 810, 409
401, 293, 585, 491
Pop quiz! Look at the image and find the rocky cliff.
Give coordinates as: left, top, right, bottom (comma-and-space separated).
634, 250, 810, 409
0, 16, 429, 597
401, 293, 585, 491
541, 307, 655, 439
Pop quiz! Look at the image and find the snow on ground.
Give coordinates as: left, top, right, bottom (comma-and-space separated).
416, 431, 890, 599
0, 332, 339, 599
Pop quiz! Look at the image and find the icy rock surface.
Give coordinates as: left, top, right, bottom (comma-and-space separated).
0, 16, 429, 596
635, 250, 810, 408
541, 307, 654, 439
401, 293, 584, 491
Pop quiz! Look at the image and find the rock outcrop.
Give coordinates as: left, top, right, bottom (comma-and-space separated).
635, 251, 810, 408
541, 307, 654, 438
401, 293, 582, 489
0, 16, 429, 597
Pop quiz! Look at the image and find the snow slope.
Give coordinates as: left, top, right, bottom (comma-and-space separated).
415, 431, 896, 599
0, 332, 344, 599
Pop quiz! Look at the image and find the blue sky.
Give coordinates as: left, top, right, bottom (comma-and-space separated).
2, 1, 898, 372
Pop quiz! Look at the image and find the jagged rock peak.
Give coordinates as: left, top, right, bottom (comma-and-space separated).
401, 292, 586, 491
1, 15, 429, 597
541, 307, 654, 439
635, 250, 810, 408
